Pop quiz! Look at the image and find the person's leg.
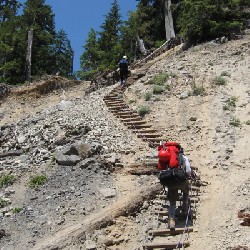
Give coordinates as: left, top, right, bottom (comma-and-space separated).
167, 184, 178, 229
120, 71, 124, 85
179, 180, 190, 214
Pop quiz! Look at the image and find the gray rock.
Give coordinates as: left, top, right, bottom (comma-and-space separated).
85, 240, 97, 249
99, 188, 116, 198
79, 158, 96, 169
179, 92, 189, 99
56, 154, 81, 166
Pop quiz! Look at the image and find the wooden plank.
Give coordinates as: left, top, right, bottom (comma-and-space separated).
137, 133, 162, 138
120, 117, 143, 122
124, 121, 147, 125
127, 124, 152, 129
143, 241, 190, 249
149, 227, 193, 236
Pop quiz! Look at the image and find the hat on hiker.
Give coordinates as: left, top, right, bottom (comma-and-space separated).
123, 55, 127, 59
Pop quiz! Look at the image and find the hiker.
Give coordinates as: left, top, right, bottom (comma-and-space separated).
157, 142, 192, 230
118, 56, 129, 86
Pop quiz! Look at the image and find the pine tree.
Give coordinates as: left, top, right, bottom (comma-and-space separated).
53, 29, 74, 77
21, 0, 56, 77
98, 0, 122, 70
0, 0, 25, 84
136, 0, 166, 48
176, 0, 250, 45
79, 28, 102, 80
0, 0, 20, 22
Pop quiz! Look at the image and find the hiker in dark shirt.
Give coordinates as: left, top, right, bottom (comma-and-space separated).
118, 56, 129, 86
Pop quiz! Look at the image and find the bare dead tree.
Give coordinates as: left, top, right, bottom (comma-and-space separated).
164, 0, 175, 40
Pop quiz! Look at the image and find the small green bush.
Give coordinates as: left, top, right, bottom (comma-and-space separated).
229, 118, 241, 127
129, 99, 136, 104
0, 174, 16, 187
223, 105, 230, 111
154, 97, 161, 101
226, 96, 237, 107
12, 207, 22, 213
213, 76, 226, 86
164, 84, 171, 91
220, 71, 231, 77
138, 105, 150, 117
153, 85, 165, 94
0, 198, 10, 208
148, 73, 170, 85
245, 120, 250, 125
145, 92, 152, 101
28, 175, 48, 188
192, 86, 206, 96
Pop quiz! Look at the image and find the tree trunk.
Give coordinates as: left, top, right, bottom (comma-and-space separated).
137, 35, 147, 55
164, 0, 175, 41
26, 29, 33, 82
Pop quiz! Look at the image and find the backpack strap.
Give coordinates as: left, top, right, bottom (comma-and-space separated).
178, 151, 186, 173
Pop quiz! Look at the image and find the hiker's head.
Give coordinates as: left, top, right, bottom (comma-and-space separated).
123, 55, 127, 59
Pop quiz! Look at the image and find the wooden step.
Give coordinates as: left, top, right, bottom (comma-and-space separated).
137, 133, 162, 138
106, 102, 126, 107
124, 120, 147, 125
149, 227, 193, 236
158, 195, 199, 202
153, 210, 196, 218
120, 117, 143, 122
108, 106, 128, 110
114, 111, 137, 116
142, 138, 167, 143
143, 241, 190, 249
127, 124, 152, 129
110, 108, 132, 113
103, 97, 121, 101
132, 129, 158, 134
116, 114, 139, 119
104, 100, 125, 105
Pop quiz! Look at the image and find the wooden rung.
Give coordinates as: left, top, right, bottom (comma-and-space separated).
132, 129, 158, 133
124, 121, 147, 125
153, 209, 196, 216
149, 227, 193, 236
127, 124, 152, 129
137, 133, 162, 138
143, 241, 190, 249
116, 114, 139, 118
142, 138, 168, 142
108, 105, 128, 110
190, 186, 200, 191
120, 118, 143, 122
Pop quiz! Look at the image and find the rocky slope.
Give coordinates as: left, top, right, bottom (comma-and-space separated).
0, 30, 250, 250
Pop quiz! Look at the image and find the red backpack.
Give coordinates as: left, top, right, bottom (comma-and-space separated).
157, 142, 181, 170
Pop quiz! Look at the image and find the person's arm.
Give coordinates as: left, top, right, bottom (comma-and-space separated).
183, 155, 191, 176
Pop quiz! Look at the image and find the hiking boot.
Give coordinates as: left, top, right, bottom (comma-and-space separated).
168, 218, 175, 230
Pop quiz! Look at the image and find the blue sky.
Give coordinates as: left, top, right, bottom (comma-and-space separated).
20, 0, 138, 72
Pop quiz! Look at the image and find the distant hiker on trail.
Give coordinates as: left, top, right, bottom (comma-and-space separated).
157, 141, 192, 230
118, 56, 129, 86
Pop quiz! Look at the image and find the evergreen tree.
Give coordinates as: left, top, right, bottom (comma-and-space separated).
0, 0, 25, 84
120, 11, 141, 61
79, 28, 102, 80
53, 29, 74, 77
0, 0, 20, 22
136, 0, 166, 48
98, 0, 122, 70
176, 0, 250, 45
21, 0, 56, 77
